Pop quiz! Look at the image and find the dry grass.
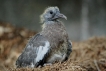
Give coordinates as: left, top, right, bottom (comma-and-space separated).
0, 22, 106, 71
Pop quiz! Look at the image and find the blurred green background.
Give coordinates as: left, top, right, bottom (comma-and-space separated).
0, 0, 106, 41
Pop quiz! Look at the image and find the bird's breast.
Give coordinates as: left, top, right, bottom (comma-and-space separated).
41, 22, 69, 64
41, 22, 68, 48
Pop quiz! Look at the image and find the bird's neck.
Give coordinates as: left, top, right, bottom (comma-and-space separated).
42, 21, 57, 29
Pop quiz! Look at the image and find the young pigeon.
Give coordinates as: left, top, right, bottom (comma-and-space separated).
16, 6, 72, 68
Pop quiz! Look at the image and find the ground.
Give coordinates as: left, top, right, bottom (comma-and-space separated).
0, 22, 106, 71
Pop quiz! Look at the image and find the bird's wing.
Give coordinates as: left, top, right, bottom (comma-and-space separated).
16, 34, 50, 68
65, 40, 72, 61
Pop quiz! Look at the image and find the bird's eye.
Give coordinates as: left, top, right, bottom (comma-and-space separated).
50, 11, 53, 14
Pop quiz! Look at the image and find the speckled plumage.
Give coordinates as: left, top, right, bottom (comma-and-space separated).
16, 6, 72, 68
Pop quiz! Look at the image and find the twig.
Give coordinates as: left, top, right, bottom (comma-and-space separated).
94, 60, 101, 71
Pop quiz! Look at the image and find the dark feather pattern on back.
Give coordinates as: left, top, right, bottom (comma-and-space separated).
16, 34, 49, 68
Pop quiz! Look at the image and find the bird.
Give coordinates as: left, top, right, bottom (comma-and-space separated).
16, 6, 72, 68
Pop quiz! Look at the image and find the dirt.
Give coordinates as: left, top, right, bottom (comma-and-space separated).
0, 22, 106, 71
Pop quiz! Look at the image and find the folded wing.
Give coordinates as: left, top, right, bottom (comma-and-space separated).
16, 34, 50, 68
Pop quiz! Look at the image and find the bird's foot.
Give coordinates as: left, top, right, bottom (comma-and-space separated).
43, 63, 52, 66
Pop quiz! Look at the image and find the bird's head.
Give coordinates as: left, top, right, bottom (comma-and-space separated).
40, 6, 67, 23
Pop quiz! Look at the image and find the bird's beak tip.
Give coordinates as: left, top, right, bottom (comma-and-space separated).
59, 14, 67, 20
64, 16, 67, 20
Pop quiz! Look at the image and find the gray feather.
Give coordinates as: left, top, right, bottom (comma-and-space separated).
66, 40, 72, 60
16, 34, 49, 68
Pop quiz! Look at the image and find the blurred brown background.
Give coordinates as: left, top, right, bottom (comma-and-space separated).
0, 0, 106, 41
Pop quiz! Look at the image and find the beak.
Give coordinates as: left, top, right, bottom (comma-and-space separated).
58, 13, 67, 20
53, 13, 67, 20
